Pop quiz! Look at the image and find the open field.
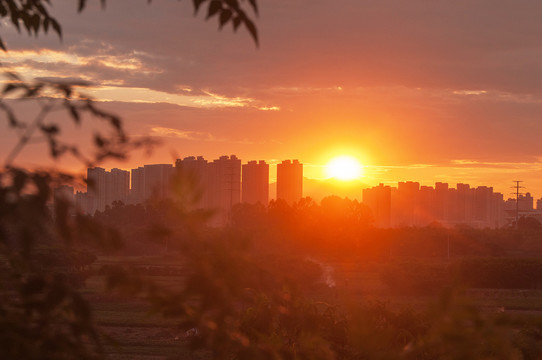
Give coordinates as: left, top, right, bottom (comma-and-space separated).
86, 255, 542, 358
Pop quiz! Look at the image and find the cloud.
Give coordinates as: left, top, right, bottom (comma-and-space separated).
149, 127, 213, 141
4, 0, 542, 195
450, 160, 542, 171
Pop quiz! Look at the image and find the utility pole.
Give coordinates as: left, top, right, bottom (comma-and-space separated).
511, 181, 525, 229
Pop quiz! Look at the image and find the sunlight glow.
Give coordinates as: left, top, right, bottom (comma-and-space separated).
325, 156, 363, 180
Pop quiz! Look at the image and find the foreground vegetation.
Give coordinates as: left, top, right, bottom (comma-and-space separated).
3, 1, 542, 358
63, 198, 542, 359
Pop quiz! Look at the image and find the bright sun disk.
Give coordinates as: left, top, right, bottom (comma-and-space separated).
325, 156, 363, 180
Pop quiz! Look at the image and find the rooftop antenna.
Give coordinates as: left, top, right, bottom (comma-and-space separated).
511, 180, 525, 229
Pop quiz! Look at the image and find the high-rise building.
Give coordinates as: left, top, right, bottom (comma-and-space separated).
276, 160, 303, 205
175, 156, 210, 209
106, 168, 130, 206
491, 192, 505, 228
474, 186, 493, 226
363, 182, 506, 228
143, 164, 174, 201
362, 183, 391, 227
393, 181, 420, 226
208, 155, 241, 224
242, 160, 269, 205
455, 183, 474, 223
87, 167, 106, 213
130, 167, 145, 204
419, 185, 436, 224
434, 182, 450, 223
518, 192, 534, 211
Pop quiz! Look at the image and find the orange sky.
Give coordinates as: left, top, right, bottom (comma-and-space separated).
2, 1, 542, 200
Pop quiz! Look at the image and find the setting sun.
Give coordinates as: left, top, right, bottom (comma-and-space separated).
325, 156, 363, 180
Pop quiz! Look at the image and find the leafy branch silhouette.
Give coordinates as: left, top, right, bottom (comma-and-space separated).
0, 1, 260, 358
0, 0, 259, 51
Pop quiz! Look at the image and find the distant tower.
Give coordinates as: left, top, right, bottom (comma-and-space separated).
106, 168, 130, 206
175, 156, 210, 209
208, 155, 241, 224
143, 164, 174, 201
130, 167, 145, 204
362, 183, 391, 227
276, 159, 303, 205
242, 160, 269, 205
87, 167, 106, 213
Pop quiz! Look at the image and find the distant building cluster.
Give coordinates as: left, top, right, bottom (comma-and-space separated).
363, 182, 542, 229
53, 158, 542, 229
61, 156, 303, 225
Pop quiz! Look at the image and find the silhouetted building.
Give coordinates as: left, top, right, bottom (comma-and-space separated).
419, 185, 436, 224
175, 156, 210, 209
143, 164, 174, 201
519, 193, 534, 211
362, 183, 391, 227
208, 155, 241, 225
474, 186, 493, 227
491, 192, 505, 228
277, 160, 303, 205
242, 160, 269, 205
363, 182, 506, 229
393, 181, 420, 226
87, 167, 106, 213
130, 167, 145, 204
106, 168, 130, 206
435, 182, 449, 222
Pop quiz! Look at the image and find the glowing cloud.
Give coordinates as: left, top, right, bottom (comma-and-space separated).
149, 127, 213, 140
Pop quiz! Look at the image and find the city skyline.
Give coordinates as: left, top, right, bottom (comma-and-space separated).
67, 156, 542, 205
76, 156, 304, 225
2, 1, 542, 198
73, 159, 542, 202
69, 161, 542, 230
69, 155, 542, 229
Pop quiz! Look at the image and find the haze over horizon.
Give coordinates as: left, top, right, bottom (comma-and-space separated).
2, 1, 542, 199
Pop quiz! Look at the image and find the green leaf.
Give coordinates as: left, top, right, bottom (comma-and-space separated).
2, 83, 18, 95
68, 105, 80, 125
109, 115, 121, 130
94, 134, 105, 148
7, 109, 19, 128
233, 16, 241, 31
78, 0, 87, 13
30, 14, 40, 35
193, 0, 206, 13
5, 72, 21, 81
51, 18, 62, 38
40, 124, 59, 135
248, 0, 258, 14
219, 9, 232, 28
244, 18, 258, 46
207, 0, 221, 19
13, 169, 27, 194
